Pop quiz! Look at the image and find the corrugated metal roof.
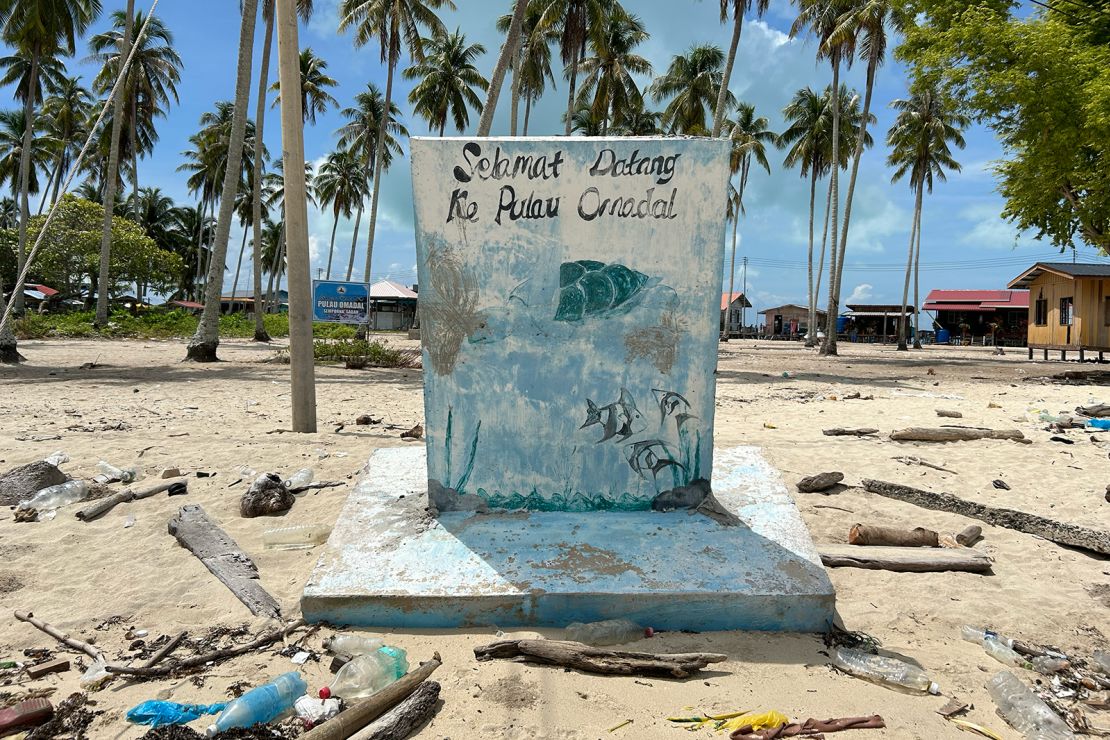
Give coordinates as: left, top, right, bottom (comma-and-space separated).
1009, 262, 1110, 288
846, 304, 914, 313
922, 302, 985, 312
923, 289, 1029, 311
170, 299, 204, 309
27, 283, 58, 296
370, 280, 418, 299
720, 292, 752, 310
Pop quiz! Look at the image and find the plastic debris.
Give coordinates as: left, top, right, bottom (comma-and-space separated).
294, 695, 340, 728
126, 700, 227, 727
207, 672, 307, 736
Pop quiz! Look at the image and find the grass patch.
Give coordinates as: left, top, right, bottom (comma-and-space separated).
313, 338, 419, 369
15, 309, 293, 340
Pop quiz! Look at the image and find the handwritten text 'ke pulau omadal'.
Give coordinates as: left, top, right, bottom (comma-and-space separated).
446, 142, 682, 226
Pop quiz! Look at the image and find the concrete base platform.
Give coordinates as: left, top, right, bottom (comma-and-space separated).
301, 446, 835, 631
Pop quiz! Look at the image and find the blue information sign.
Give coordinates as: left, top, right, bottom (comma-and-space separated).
312, 280, 369, 324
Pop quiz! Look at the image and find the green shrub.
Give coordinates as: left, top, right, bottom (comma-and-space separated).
313, 338, 418, 368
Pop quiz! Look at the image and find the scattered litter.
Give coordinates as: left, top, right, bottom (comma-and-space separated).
262, 524, 332, 550
43, 451, 69, 466
0, 698, 53, 735
987, 671, 1075, 739
1049, 436, 1075, 445
283, 468, 313, 489
608, 718, 633, 732
401, 424, 424, 440
936, 698, 969, 718
830, 647, 939, 694
294, 695, 340, 728
161, 468, 182, 479
124, 515, 136, 528
98, 461, 140, 484
290, 651, 311, 666
992, 480, 1011, 490
946, 717, 1004, 739
195, 471, 215, 478
25, 658, 70, 679
126, 629, 149, 640
126, 700, 227, 728
732, 715, 886, 739
355, 415, 382, 425
207, 672, 306, 735
241, 474, 295, 518
668, 709, 789, 733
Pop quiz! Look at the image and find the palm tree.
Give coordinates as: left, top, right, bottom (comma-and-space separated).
711, 0, 770, 137
575, 8, 650, 134
187, 0, 258, 361
262, 157, 314, 309
38, 75, 92, 209
313, 148, 364, 280
536, 0, 612, 136
888, 86, 966, 350
479, 0, 526, 136
1, 0, 99, 318
0, 109, 45, 198
88, 8, 182, 220
723, 101, 773, 338
0, 196, 17, 228
791, 0, 855, 356
497, 0, 553, 136
609, 98, 660, 135
336, 84, 406, 282
339, 0, 451, 298
568, 99, 603, 135
650, 44, 733, 135
403, 27, 487, 135
269, 47, 337, 125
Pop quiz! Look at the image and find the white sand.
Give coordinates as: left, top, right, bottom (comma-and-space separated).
1, 337, 1108, 739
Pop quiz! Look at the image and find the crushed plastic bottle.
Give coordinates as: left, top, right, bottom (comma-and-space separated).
127, 700, 227, 727
319, 646, 408, 700
43, 451, 69, 466
79, 659, 112, 690
206, 672, 306, 736
294, 696, 340, 728
284, 468, 314, 490
322, 633, 385, 656
987, 671, 1075, 739
98, 461, 140, 483
830, 647, 940, 695
17, 480, 89, 512
1031, 656, 1070, 675
565, 618, 651, 646
263, 524, 332, 550
984, 637, 1034, 670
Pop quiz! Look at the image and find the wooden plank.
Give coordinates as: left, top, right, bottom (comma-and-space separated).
167, 504, 280, 618
889, 427, 1029, 444
862, 479, 1110, 557
25, 657, 70, 679
820, 545, 993, 573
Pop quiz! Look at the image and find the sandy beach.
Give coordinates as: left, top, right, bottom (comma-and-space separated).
1, 337, 1108, 739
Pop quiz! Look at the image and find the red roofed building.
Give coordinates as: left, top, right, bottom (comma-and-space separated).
720, 292, 752, 337
923, 289, 1030, 345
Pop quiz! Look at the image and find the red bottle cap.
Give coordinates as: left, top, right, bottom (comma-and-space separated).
644, 627, 654, 637
319, 686, 331, 700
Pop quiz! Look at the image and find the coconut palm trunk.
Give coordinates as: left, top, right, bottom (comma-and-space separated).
95, 0, 135, 326
325, 213, 339, 279
819, 59, 842, 355
192, 194, 207, 300
362, 48, 394, 296
523, 96, 532, 135
563, 43, 583, 136
479, 0, 525, 137
13, 53, 40, 317
912, 208, 923, 349
897, 185, 922, 351
345, 157, 368, 281
711, 11, 743, 138
187, 0, 258, 361
725, 208, 739, 338
805, 169, 818, 347
814, 175, 832, 302
251, 9, 274, 339
509, 43, 523, 136
130, 97, 141, 221
230, 225, 249, 309
0, 289, 22, 363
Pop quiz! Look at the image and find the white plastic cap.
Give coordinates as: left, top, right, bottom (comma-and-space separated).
928, 682, 941, 695
206, 724, 218, 737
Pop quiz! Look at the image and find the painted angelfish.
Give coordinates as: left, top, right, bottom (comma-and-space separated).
652, 389, 698, 431
625, 439, 687, 479
580, 388, 647, 443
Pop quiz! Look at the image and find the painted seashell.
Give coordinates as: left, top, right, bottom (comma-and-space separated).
554, 260, 651, 322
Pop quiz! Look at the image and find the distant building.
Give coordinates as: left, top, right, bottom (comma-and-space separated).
922, 289, 1029, 345
842, 304, 915, 342
761, 304, 825, 339
369, 280, 418, 330
1008, 262, 1110, 359
720, 292, 752, 336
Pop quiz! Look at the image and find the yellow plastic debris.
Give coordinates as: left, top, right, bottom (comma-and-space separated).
948, 718, 1005, 740
667, 709, 788, 734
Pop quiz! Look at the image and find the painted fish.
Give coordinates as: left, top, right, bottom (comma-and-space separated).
625, 439, 687, 479
580, 388, 646, 443
652, 389, 697, 429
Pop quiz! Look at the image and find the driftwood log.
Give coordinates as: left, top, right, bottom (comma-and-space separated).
890, 427, 1029, 444
1077, 404, 1110, 418
300, 654, 442, 740
956, 525, 983, 546
862, 479, 1110, 557
891, 456, 957, 474
167, 504, 280, 618
106, 619, 305, 677
349, 681, 440, 740
936, 409, 963, 418
797, 472, 844, 493
473, 639, 726, 678
76, 480, 186, 521
14, 611, 104, 662
823, 428, 879, 437
848, 524, 939, 547
143, 631, 186, 669
819, 545, 993, 573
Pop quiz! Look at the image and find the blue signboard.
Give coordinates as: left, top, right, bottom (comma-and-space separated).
312, 280, 369, 324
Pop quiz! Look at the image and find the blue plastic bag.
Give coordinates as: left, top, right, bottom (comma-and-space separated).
1086, 418, 1110, 430
126, 699, 228, 727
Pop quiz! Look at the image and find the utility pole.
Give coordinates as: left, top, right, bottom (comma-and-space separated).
276, 0, 316, 432
741, 256, 748, 333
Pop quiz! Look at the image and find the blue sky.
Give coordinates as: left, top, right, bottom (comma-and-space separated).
6, 0, 1109, 313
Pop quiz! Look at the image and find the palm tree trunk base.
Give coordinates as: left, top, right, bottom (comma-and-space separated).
185, 340, 221, 362
0, 342, 24, 364
912, 341, 922, 350
819, 346, 838, 356
897, 342, 908, 351
253, 330, 271, 343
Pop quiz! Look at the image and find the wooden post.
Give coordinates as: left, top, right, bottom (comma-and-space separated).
276, 0, 317, 432
1028, 347, 1033, 360
1043, 348, 1048, 360
1061, 350, 1066, 361
1080, 348, 1085, 362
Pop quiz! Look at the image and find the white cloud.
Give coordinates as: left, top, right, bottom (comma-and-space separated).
847, 283, 873, 303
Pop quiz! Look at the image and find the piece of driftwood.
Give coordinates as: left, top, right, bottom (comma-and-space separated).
936, 409, 963, 418
167, 504, 280, 618
349, 681, 440, 740
891, 456, 957, 474
1077, 404, 1110, 418
956, 525, 983, 546
819, 545, 993, 573
106, 619, 305, 677
289, 481, 344, 494
75, 480, 186, 521
14, 611, 104, 662
848, 524, 939, 547
1030, 370, 1110, 386
301, 654, 442, 740
823, 428, 879, 437
862, 479, 1110, 557
797, 472, 844, 493
890, 427, 1029, 444
473, 639, 726, 678
143, 631, 186, 669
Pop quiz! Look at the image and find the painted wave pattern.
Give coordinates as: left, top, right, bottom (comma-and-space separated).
475, 488, 653, 512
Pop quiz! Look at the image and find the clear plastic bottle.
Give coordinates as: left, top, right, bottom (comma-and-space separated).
322, 633, 385, 656
206, 672, 306, 737
98, 461, 139, 483
319, 646, 408, 700
986, 671, 1075, 739
830, 647, 940, 695
79, 659, 111, 690
959, 625, 1014, 648
284, 468, 314, 489
262, 524, 332, 550
1093, 650, 1110, 675
43, 451, 69, 466
1031, 656, 1070, 675
984, 637, 1033, 670
17, 480, 89, 511
565, 618, 650, 646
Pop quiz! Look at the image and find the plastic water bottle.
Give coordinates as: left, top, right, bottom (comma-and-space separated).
1031, 656, 1070, 675
43, 451, 69, 466
206, 672, 307, 736
960, 625, 1014, 648
319, 646, 408, 700
98, 461, 139, 483
830, 647, 940, 695
565, 619, 651, 646
263, 524, 332, 550
284, 468, 314, 489
17, 480, 89, 511
984, 637, 1033, 669
986, 671, 1075, 739
322, 633, 385, 656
